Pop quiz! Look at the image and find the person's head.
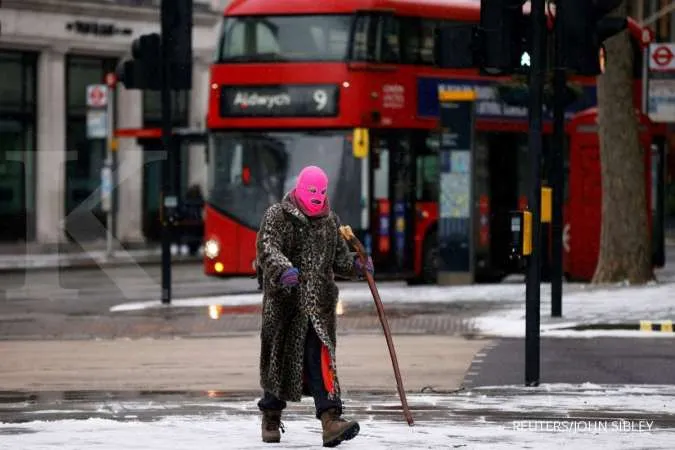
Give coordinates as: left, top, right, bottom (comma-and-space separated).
294, 165, 328, 217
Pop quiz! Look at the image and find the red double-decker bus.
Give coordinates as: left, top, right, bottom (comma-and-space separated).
203, 0, 663, 283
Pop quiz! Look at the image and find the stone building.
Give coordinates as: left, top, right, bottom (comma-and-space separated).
0, 0, 221, 246
638, 1, 675, 230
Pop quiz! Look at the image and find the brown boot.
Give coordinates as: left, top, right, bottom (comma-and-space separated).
261, 409, 284, 443
320, 408, 360, 447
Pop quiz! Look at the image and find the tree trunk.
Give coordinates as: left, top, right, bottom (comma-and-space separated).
593, 1, 653, 284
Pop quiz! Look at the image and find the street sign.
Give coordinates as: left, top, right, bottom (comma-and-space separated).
86, 110, 108, 139
86, 84, 108, 108
647, 44, 675, 123
649, 44, 675, 71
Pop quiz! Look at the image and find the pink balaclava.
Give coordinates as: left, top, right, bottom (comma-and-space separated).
294, 165, 328, 217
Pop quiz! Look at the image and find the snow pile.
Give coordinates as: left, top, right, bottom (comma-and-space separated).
474, 282, 675, 337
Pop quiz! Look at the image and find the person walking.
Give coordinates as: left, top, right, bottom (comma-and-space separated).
255, 165, 373, 447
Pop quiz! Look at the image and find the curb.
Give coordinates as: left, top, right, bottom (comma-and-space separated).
0, 255, 202, 273
639, 320, 674, 332
564, 321, 674, 333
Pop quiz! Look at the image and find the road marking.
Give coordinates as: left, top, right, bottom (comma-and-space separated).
661, 320, 673, 332
640, 320, 673, 332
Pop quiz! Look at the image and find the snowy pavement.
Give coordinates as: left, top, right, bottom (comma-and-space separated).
110, 279, 675, 339
475, 282, 675, 338
2, 384, 674, 449
109, 281, 587, 312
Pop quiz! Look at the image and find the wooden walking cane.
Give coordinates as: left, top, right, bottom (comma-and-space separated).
339, 225, 414, 427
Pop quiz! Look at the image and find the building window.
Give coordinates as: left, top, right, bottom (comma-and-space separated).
65, 55, 118, 241
141, 90, 190, 241
0, 50, 37, 241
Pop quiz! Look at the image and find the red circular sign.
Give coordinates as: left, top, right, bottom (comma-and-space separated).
90, 87, 105, 103
652, 46, 674, 67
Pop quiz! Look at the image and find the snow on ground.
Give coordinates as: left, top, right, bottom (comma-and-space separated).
110, 281, 588, 312
110, 279, 675, 338
2, 384, 674, 449
475, 282, 675, 338
2, 416, 672, 450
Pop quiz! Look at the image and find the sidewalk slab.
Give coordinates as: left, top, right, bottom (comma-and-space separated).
0, 334, 489, 392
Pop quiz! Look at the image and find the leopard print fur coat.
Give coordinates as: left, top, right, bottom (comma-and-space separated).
256, 193, 357, 402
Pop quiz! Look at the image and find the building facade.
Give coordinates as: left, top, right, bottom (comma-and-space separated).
638, 0, 675, 230
0, 0, 220, 245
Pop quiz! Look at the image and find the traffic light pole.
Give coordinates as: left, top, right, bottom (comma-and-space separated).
525, 0, 546, 387
160, 1, 174, 305
551, 0, 566, 318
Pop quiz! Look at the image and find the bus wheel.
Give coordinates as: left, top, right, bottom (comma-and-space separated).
420, 230, 438, 285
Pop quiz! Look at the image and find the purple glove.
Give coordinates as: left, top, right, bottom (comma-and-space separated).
279, 267, 300, 287
355, 256, 374, 276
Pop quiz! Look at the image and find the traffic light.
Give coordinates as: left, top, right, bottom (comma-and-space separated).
435, 0, 528, 75
162, 0, 193, 90
116, 33, 161, 90
477, 0, 527, 75
559, 0, 628, 76
116, 0, 193, 91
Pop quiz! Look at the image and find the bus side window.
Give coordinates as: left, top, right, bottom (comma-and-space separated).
378, 15, 400, 63
351, 14, 376, 61
400, 17, 421, 64
397, 17, 436, 65
420, 19, 437, 65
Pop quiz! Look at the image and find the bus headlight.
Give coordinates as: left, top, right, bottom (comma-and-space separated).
204, 239, 220, 259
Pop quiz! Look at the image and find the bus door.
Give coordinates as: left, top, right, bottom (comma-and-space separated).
370, 132, 416, 275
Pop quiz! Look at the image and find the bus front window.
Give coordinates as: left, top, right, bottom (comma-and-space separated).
208, 131, 362, 229
218, 15, 352, 62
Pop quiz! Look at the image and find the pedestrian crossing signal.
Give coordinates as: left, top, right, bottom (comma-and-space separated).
521, 51, 531, 68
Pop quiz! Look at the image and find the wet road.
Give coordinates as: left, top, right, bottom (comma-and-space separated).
1, 243, 671, 317
0, 263, 258, 315
0, 263, 498, 339
0, 244, 672, 340
464, 338, 675, 388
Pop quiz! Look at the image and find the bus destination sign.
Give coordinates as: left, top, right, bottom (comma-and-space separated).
220, 84, 339, 118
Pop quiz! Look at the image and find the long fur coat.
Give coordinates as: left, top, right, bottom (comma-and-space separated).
255, 193, 356, 402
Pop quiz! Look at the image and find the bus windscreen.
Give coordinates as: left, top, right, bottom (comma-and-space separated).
207, 131, 363, 229
217, 15, 352, 63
